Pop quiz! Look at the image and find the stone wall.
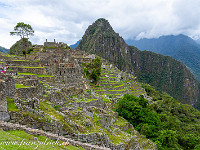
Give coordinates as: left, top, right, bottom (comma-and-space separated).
44, 39, 67, 48
0, 80, 6, 112
15, 86, 43, 99
6, 60, 40, 67
0, 79, 10, 121
9, 67, 46, 75
0, 74, 15, 97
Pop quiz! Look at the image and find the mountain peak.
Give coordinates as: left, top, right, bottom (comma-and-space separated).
77, 19, 200, 109
77, 18, 128, 70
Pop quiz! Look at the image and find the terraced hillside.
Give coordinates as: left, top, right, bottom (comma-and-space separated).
0, 47, 157, 150
92, 62, 146, 99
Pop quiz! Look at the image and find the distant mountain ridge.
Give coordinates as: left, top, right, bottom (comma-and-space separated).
0, 46, 9, 54
77, 18, 200, 109
126, 34, 200, 81
70, 40, 80, 50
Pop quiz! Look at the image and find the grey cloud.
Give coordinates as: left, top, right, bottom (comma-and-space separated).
1, 0, 200, 48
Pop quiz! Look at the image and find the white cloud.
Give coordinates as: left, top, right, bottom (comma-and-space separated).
0, 0, 200, 48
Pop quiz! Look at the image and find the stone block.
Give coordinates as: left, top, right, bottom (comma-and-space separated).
0, 112, 10, 121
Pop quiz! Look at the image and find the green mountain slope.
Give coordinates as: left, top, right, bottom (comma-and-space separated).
77, 18, 200, 109
126, 34, 200, 82
0, 46, 9, 54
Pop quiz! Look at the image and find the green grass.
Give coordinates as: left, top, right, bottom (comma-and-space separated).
0, 61, 4, 63
12, 59, 29, 61
9, 66, 44, 69
15, 83, 31, 89
40, 81, 51, 89
2, 54, 12, 57
113, 84, 124, 88
108, 89, 127, 91
102, 94, 121, 96
101, 96, 112, 103
6, 98, 20, 112
39, 100, 74, 133
38, 74, 54, 77
18, 72, 37, 75
93, 114, 101, 126
114, 117, 127, 126
85, 99, 98, 102
17, 72, 54, 78
13, 76, 24, 79
23, 66, 45, 68
76, 99, 98, 103
104, 127, 127, 145
0, 129, 84, 150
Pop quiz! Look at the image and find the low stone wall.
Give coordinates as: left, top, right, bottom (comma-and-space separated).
6, 60, 40, 67
23, 79, 40, 87
39, 76, 55, 83
0, 121, 110, 150
15, 86, 43, 99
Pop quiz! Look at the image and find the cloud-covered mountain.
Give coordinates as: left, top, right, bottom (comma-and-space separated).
126, 34, 200, 81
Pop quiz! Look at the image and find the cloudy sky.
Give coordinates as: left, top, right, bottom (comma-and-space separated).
0, 0, 200, 49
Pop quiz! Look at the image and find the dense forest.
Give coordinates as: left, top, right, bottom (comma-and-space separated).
116, 85, 200, 149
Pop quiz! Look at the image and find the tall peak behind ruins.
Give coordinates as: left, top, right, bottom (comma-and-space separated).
77, 18, 200, 109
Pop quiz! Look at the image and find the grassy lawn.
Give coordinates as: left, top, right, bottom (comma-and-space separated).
6, 98, 20, 112
0, 129, 85, 150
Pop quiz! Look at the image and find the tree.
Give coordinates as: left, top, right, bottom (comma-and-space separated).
10, 22, 34, 58
83, 56, 102, 84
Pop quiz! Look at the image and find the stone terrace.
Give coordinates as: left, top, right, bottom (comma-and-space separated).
93, 62, 146, 98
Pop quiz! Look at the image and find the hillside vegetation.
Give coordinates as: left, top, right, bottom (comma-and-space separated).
116, 86, 200, 150
9, 38, 32, 55
77, 18, 200, 109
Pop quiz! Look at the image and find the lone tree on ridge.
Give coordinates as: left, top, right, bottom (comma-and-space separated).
10, 22, 34, 58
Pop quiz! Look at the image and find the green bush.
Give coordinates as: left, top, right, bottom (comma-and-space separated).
27, 47, 33, 54
83, 56, 102, 84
